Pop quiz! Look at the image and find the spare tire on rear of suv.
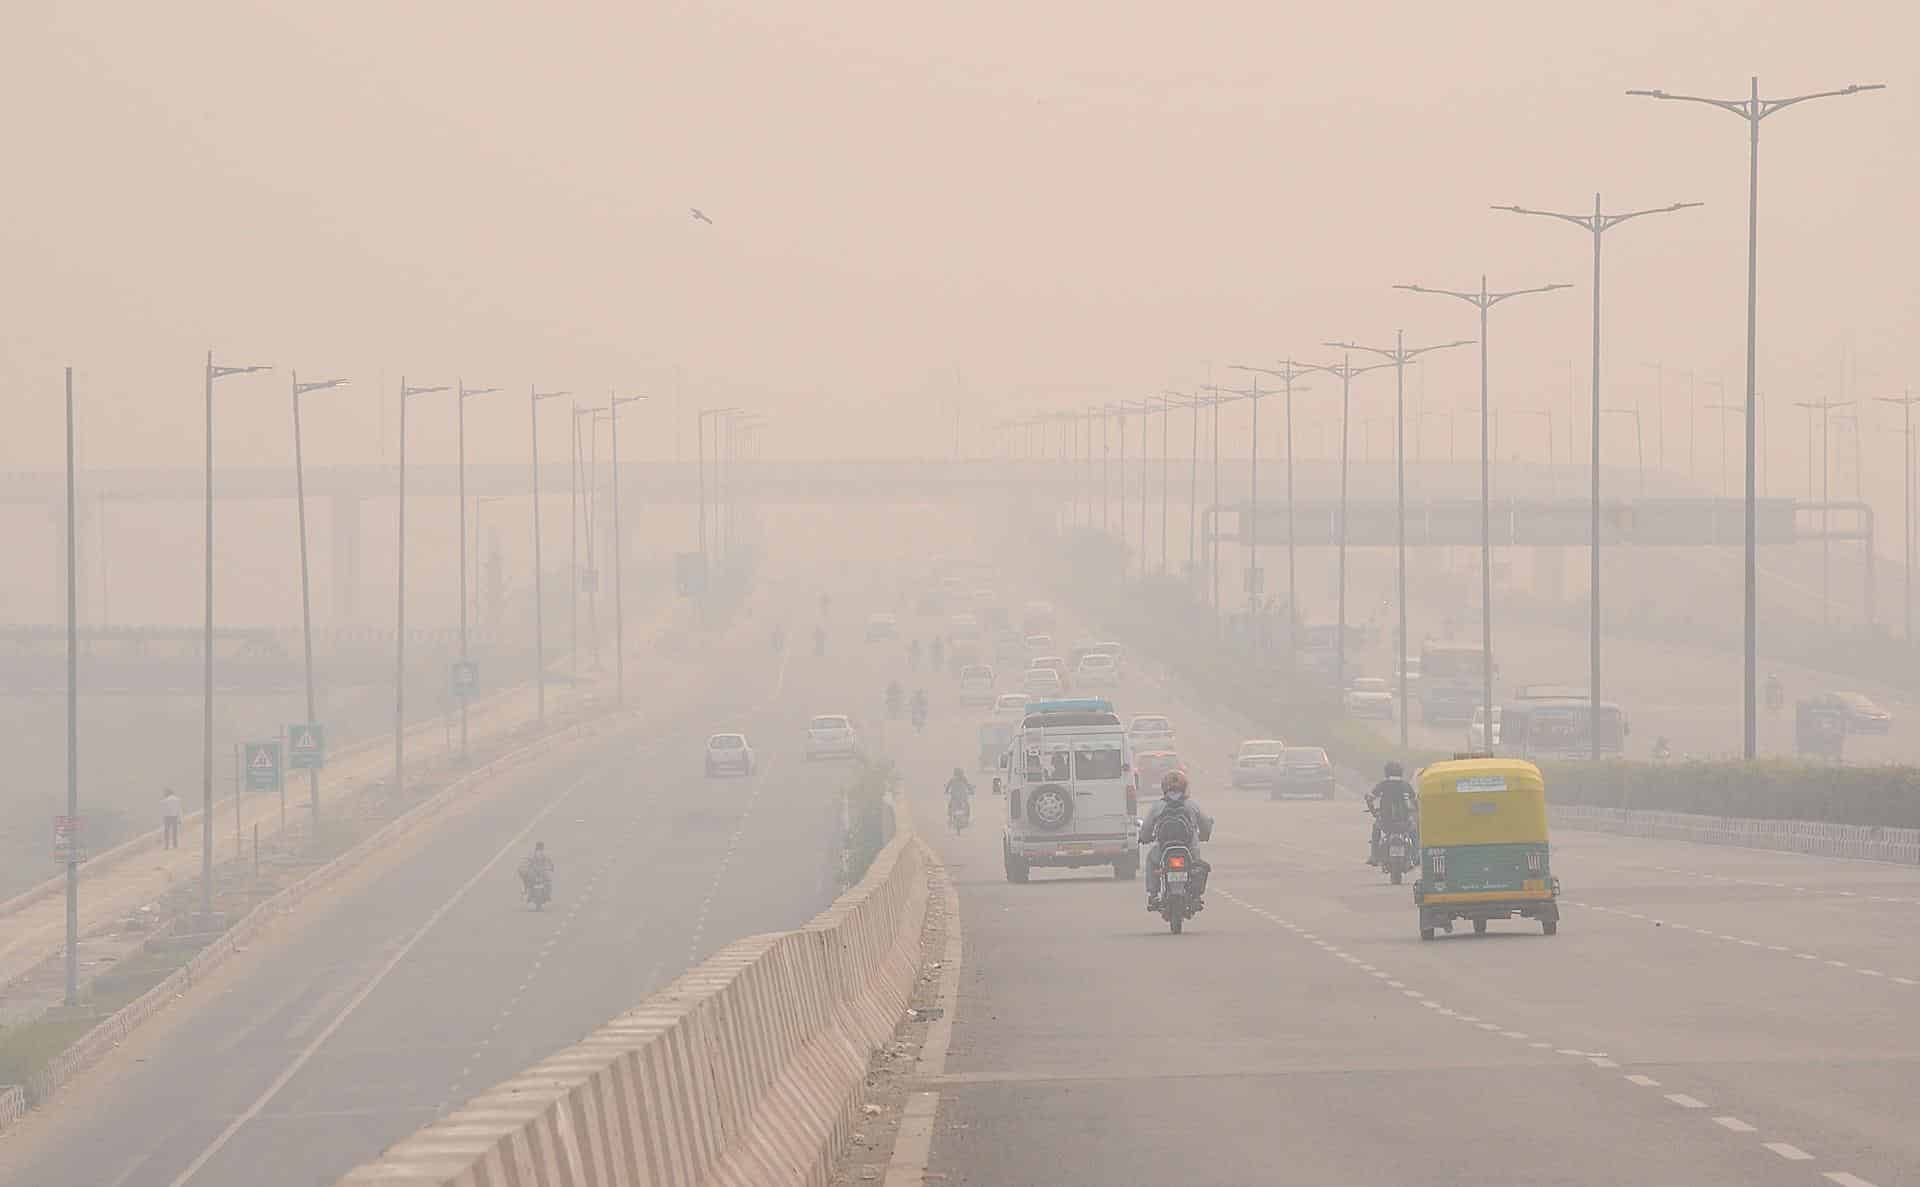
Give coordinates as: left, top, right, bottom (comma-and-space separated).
1025, 783, 1074, 832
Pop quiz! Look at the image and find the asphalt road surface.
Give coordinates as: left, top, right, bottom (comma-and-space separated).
902, 622, 1918, 1187
0, 616, 872, 1187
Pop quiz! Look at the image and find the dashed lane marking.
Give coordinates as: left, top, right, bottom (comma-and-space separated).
1763, 1143, 1814, 1161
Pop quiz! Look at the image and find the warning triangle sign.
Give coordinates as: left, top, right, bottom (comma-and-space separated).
292, 729, 316, 752
250, 748, 276, 770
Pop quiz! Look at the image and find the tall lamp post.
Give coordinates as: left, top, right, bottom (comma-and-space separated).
1326, 333, 1473, 747
201, 353, 271, 919
392, 380, 448, 818
1876, 390, 1920, 644
1794, 396, 1852, 627
609, 393, 647, 706
529, 388, 568, 728
1396, 281, 1566, 736
62, 367, 79, 1004
1230, 362, 1320, 664
696, 406, 740, 591
1494, 194, 1698, 759
473, 495, 503, 627
1627, 76, 1884, 759
456, 381, 502, 762
291, 373, 347, 837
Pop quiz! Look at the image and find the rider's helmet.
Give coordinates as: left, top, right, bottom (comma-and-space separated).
1161, 770, 1189, 800
952, 767, 964, 778
1384, 761, 1404, 778
534, 841, 545, 852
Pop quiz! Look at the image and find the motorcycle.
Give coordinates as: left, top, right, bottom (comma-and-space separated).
948, 796, 971, 833
1147, 814, 1210, 934
522, 867, 553, 911
1381, 826, 1414, 885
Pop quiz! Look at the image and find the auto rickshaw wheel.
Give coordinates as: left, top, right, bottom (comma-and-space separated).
1473, 918, 1488, 935
1419, 925, 1435, 941
1542, 919, 1558, 936
1390, 869, 1403, 885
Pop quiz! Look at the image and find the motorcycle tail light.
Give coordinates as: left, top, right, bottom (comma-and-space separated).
1527, 852, 1543, 873
1167, 853, 1188, 871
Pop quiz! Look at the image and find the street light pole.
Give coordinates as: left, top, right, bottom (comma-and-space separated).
456, 381, 501, 762
1327, 334, 1473, 747
63, 367, 78, 1004
202, 353, 270, 920
1795, 397, 1852, 627
1875, 391, 1920, 644
1292, 359, 1387, 695
1628, 76, 1885, 759
609, 393, 647, 706
292, 373, 347, 837
529, 388, 568, 728
1231, 363, 1321, 666
1494, 194, 1699, 759
393, 380, 448, 816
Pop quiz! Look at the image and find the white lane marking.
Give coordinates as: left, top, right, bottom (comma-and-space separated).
165, 752, 618, 1187
1529, 1041, 1551, 1049
1665, 1093, 1708, 1109
1501, 1031, 1527, 1039
1823, 1173, 1880, 1187
1385, 980, 1404, 988
1895, 977, 1917, 986
1476, 1023, 1500, 1032
1625, 1074, 1661, 1087
1763, 1142, 1813, 1161
1859, 969, 1885, 977
1713, 1116, 1756, 1133
1826, 960, 1850, 968
1590, 1058, 1619, 1068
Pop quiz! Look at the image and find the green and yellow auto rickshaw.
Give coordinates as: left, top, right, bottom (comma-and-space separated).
1414, 757, 1559, 940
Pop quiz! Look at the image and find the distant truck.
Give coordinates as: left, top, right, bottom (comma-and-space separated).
1419, 642, 1490, 726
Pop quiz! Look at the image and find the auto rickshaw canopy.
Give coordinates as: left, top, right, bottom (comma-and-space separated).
1416, 757, 1548, 848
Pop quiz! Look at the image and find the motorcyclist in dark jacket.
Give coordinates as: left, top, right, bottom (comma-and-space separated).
520, 841, 554, 898
1140, 771, 1214, 910
1367, 762, 1416, 865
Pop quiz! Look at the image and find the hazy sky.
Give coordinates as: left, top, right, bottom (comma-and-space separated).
3, 2, 1915, 482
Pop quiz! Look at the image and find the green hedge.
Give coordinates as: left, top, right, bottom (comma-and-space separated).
842, 757, 897, 886
1541, 758, 1920, 829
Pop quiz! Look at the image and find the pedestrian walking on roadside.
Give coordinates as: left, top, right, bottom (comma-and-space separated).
161, 787, 183, 849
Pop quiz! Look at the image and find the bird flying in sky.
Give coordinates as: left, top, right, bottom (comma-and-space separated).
691, 208, 713, 225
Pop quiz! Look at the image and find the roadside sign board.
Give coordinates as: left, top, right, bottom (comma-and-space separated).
288, 722, 326, 769
245, 741, 283, 791
53, 816, 84, 864
451, 661, 479, 700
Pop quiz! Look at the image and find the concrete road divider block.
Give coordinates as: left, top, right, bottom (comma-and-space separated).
337, 831, 933, 1187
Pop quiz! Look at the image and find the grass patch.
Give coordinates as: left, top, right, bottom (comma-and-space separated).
0, 1007, 107, 1089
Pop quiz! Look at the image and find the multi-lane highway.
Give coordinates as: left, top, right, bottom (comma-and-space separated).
0, 598, 879, 1187
891, 613, 1918, 1187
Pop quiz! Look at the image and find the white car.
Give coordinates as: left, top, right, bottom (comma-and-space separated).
958, 664, 996, 707
993, 692, 1032, 721
1022, 667, 1063, 696
1345, 677, 1395, 719
1230, 738, 1286, 789
1074, 652, 1119, 688
1127, 715, 1175, 749
1469, 705, 1503, 751
804, 714, 860, 760
705, 732, 755, 777
1024, 633, 1055, 654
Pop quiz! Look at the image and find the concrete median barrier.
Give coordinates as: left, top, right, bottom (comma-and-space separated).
1552, 804, 1920, 864
335, 825, 934, 1187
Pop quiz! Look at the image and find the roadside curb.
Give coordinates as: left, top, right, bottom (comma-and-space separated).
6, 705, 626, 1125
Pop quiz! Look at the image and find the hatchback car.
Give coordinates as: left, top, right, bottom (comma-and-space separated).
1074, 652, 1119, 688
1273, 746, 1335, 800
1021, 667, 1064, 696
1345, 677, 1395, 719
1135, 749, 1186, 792
1230, 739, 1287, 789
1127, 715, 1175, 748
992, 692, 1032, 721
705, 732, 755, 777
958, 664, 996, 706
804, 714, 860, 760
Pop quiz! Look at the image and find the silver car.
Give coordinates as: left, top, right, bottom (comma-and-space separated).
705, 732, 755, 777
804, 714, 860, 760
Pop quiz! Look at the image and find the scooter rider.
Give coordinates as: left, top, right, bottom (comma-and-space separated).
520, 841, 554, 898
1368, 762, 1416, 866
945, 767, 974, 821
1141, 771, 1213, 911
910, 688, 929, 728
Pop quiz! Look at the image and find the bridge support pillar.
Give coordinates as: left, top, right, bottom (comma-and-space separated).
331, 493, 361, 626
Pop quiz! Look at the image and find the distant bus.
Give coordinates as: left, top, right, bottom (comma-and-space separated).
1419, 642, 1489, 725
1497, 696, 1627, 759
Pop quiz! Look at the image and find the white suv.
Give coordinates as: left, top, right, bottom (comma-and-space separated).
805, 714, 859, 761
1127, 714, 1175, 749
958, 664, 996, 707
705, 733, 755, 777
